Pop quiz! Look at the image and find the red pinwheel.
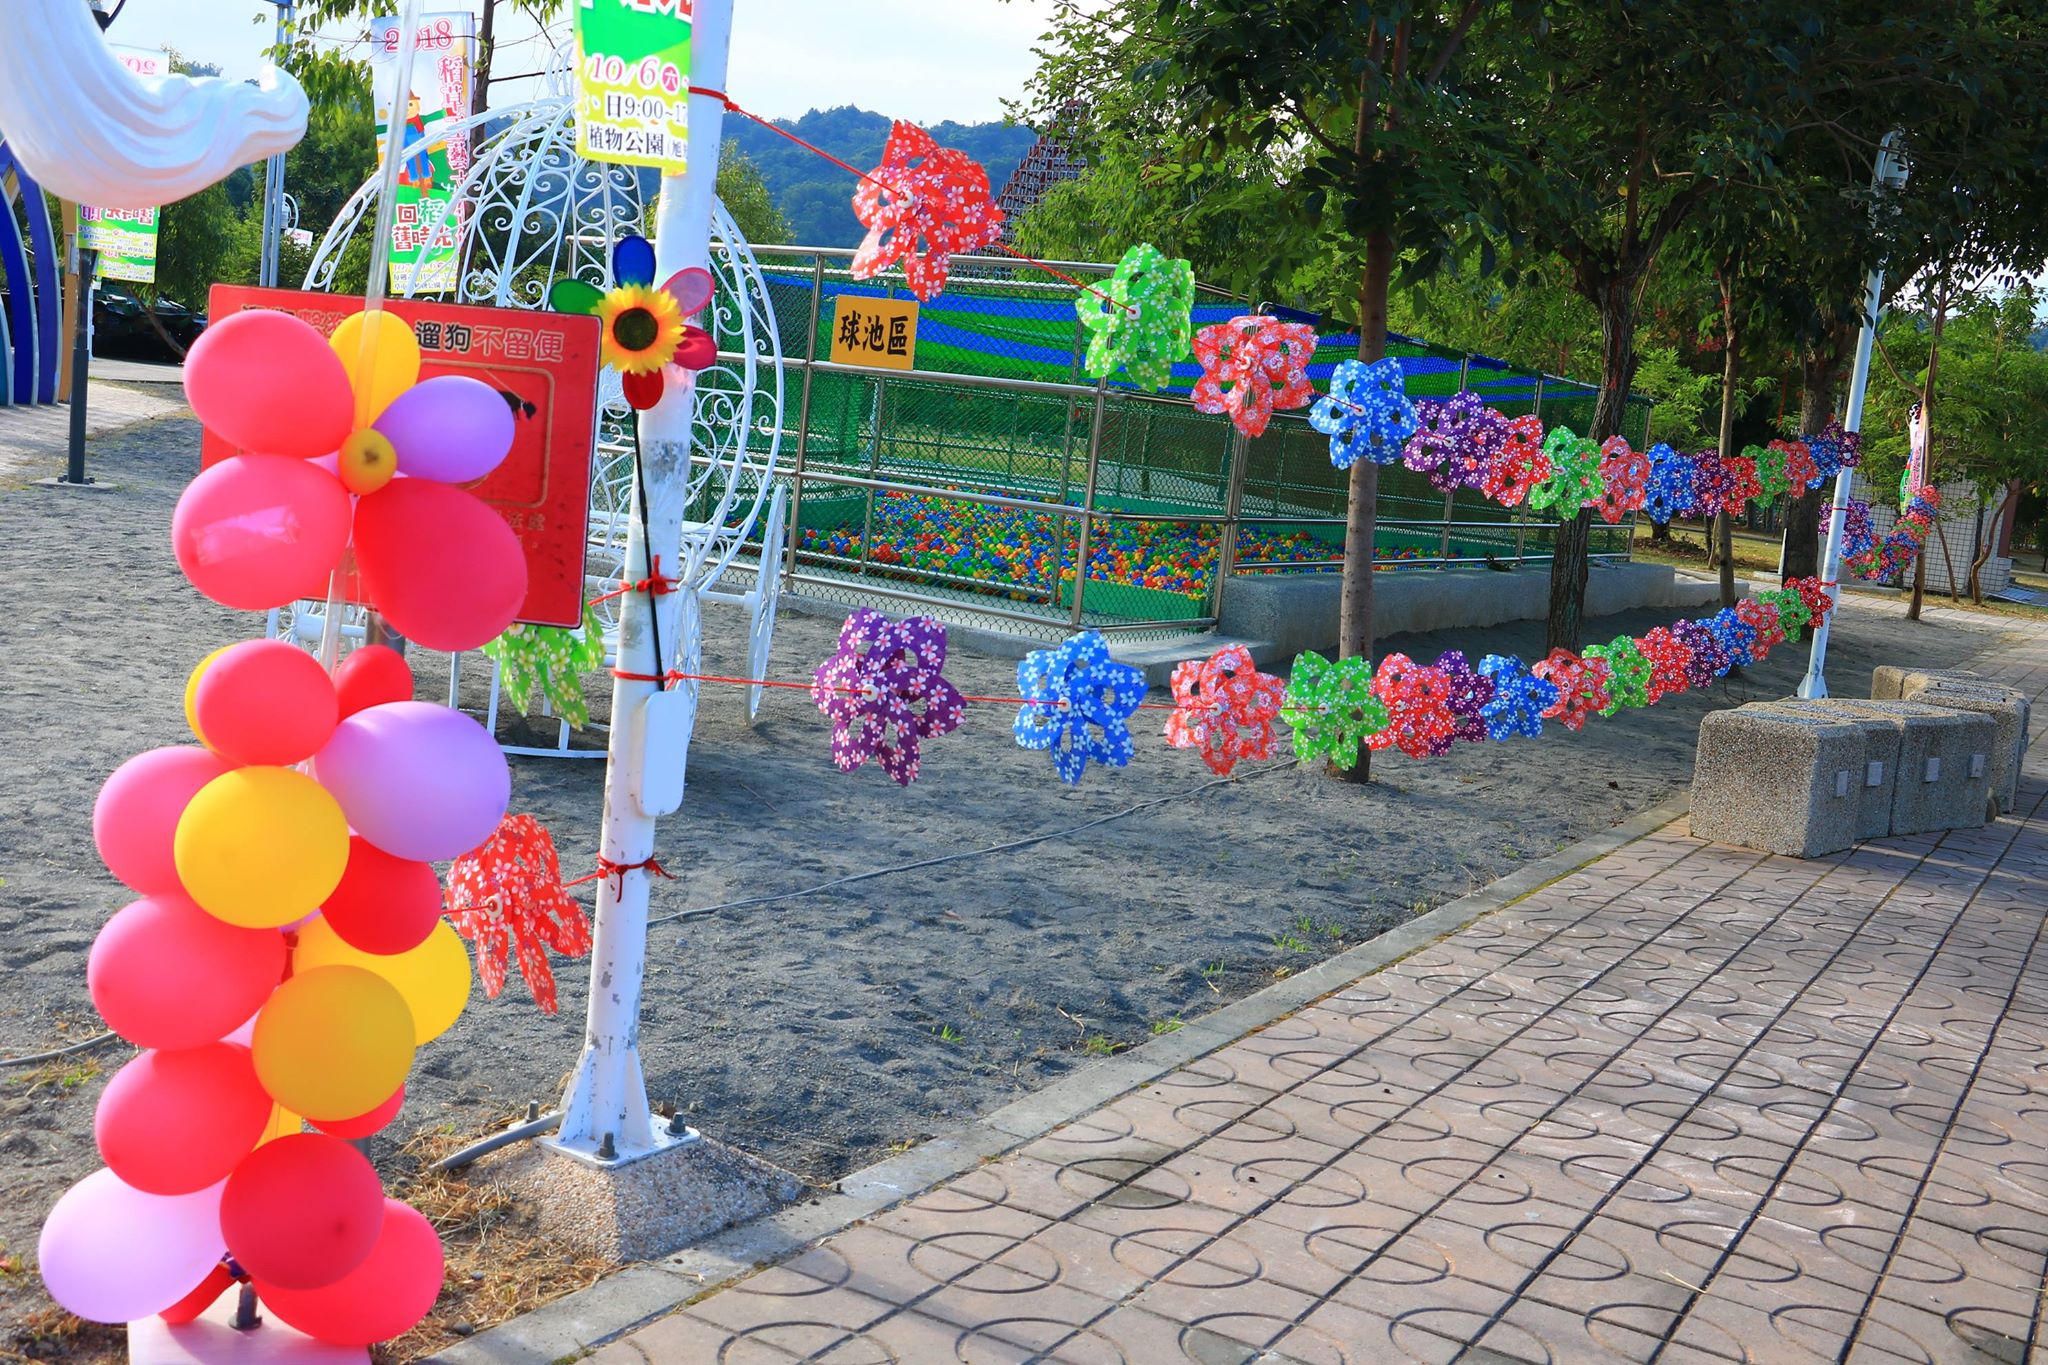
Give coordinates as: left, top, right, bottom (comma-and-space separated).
1769, 439, 1820, 491
1792, 576, 1835, 622
852, 122, 1006, 303
1165, 644, 1285, 775
1530, 648, 1613, 732
1368, 653, 1455, 759
444, 814, 593, 1015
1736, 598, 1785, 655
1636, 627, 1694, 704
1593, 437, 1648, 524
1483, 414, 1551, 506
1191, 316, 1318, 439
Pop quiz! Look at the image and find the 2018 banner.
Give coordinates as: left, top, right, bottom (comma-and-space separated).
573, 0, 693, 173
371, 13, 474, 295
79, 45, 169, 284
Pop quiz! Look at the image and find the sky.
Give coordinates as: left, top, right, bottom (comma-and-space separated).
108, 1, 1064, 126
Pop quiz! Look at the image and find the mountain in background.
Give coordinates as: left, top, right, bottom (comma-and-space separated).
725, 106, 1037, 248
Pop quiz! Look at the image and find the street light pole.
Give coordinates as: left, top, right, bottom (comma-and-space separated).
258, 0, 295, 289
1798, 132, 1908, 700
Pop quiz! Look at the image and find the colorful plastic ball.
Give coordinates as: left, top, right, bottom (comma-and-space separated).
94, 747, 233, 896
38, 1169, 226, 1325
95, 1043, 271, 1195
252, 966, 416, 1122
192, 639, 339, 767
172, 455, 351, 611
184, 309, 353, 460
353, 479, 528, 652
321, 836, 444, 956
254, 1199, 444, 1347
294, 917, 471, 1045
88, 893, 287, 1049
332, 644, 415, 718
310, 1085, 404, 1140
314, 701, 510, 863
221, 1133, 384, 1290
173, 767, 350, 929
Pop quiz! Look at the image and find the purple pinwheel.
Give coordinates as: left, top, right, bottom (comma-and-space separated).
1669, 618, 1727, 688
812, 609, 966, 785
1431, 649, 1495, 751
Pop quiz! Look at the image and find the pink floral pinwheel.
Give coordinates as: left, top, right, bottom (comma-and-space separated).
1636, 626, 1694, 704
812, 608, 966, 785
851, 122, 1006, 303
1736, 598, 1785, 656
445, 814, 593, 1015
1483, 414, 1551, 506
1191, 316, 1318, 439
1531, 648, 1612, 732
1594, 436, 1649, 524
1368, 653, 1455, 759
1165, 644, 1285, 776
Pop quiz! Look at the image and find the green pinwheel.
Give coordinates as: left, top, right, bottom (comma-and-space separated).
1585, 636, 1653, 715
1078, 242, 1195, 391
1755, 587, 1813, 643
1280, 651, 1388, 770
483, 602, 608, 728
1527, 427, 1606, 516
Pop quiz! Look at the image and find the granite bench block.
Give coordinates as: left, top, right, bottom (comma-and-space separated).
1758, 700, 1899, 842
1871, 665, 1982, 701
1830, 700, 1995, 835
1691, 707, 1865, 858
1900, 679, 2029, 817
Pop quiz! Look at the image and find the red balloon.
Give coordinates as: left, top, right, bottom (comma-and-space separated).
322, 837, 442, 955
185, 310, 353, 461
353, 480, 527, 653
222, 1134, 383, 1290
89, 894, 287, 1049
173, 456, 352, 612
96, 1044, 272, 1195
255, 1199, 444, 1346
333, 645, 415, 719
194, 639, 339, 767
94, 747, 233, 895
158, 1262, 235, 1325
310, 1085, 404, 1140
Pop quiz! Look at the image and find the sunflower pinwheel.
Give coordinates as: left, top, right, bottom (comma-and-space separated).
550, 233, 717, 411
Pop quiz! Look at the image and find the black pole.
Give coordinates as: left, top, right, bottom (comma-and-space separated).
62, 249, 95, 487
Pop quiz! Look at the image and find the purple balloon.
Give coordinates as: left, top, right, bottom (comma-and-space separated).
373, 375, 515, 485
39, 1169, 226, 1324
313, 701, 510, 862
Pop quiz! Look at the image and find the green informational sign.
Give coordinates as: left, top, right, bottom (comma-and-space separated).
573, 0, 693, 172
79, 206, 159, 284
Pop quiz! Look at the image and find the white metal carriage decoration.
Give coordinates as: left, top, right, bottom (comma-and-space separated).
295, 72, 785, 759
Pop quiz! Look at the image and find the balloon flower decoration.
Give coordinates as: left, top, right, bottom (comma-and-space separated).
42, 305, 528, 1345
550, 233, 717, 410
1078, 242, 1195, 392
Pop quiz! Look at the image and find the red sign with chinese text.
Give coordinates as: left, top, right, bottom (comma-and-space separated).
203, 286, 602, 629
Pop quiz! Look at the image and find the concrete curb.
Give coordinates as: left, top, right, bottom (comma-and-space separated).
428, 792, 1694, 1365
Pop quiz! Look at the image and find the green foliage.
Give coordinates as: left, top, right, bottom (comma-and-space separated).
1864, 290, 2048, 499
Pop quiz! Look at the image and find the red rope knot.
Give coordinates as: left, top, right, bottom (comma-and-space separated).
590, 555, 677, 609
568, 855, 676, 896
687, 85, 739, 111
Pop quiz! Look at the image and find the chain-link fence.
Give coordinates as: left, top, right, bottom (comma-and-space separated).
743, 246, 1652, 640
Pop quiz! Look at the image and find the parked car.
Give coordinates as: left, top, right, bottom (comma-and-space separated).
92, 286, 207, 359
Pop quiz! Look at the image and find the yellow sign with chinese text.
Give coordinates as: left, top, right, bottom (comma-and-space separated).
828, 295, 918, 371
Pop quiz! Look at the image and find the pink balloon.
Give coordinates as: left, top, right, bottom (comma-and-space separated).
222, 1134, 383, 1290
311, 1084, 404, 1140
255, 1199, 444, 1347
89, 894, 287, 1048
173, 456, 351, 611
94, 747, 232, 895
353, 480, 527, 652
97, 1043, 273, 1195
313, 702, 510, 862
375, 375, 516, 484
39, 1169, 226, 1325
185, 310, 353, 460
194, 639, 339, 766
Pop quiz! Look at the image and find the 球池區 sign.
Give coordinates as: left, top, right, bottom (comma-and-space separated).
827, 294, 918, 371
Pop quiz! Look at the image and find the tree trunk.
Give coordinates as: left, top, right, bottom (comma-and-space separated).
1907, 294, 1948, 621
1967, 496, 1990, 604
1780, 325, 1851, 580
1546, 276, 1633, 652
142, 304, 188, 360
470, 0, 497, 117
1714, 271, 1739, 609
1336, 231, 1393, 783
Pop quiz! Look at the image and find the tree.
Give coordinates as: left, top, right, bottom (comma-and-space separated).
1026, 1, 1518, 782
712, 143, 789, 245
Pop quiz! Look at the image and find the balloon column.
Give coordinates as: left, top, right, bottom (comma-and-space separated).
42, 307, 522, 1343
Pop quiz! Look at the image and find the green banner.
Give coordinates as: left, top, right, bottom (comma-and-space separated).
372, 14, 474, 294
79, 207, 159, 284
573, 1, 693, 172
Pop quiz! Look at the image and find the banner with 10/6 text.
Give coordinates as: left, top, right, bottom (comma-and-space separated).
573, 0, 693, 173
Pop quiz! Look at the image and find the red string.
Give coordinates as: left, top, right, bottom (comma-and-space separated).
614, 665, 1181, 711
688, 86, 1131, 316
565, 855, 675, 894
588, 554, 678, 609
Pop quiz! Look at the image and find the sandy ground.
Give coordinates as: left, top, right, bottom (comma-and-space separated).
0, 413, 2029, 1330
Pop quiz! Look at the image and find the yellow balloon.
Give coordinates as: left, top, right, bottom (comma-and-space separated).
253, 966, 415, 1122
295, 917, 471, 1045
184, 645, 231, 749
174, 768, 349, 928
330, 310, 421, 424
257, 1102, 303, 1146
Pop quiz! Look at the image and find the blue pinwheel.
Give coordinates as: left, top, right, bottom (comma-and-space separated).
1015, 631, 1148, 784
1476, 655, 1559, 741
1706, 607, 1759, 671
1643, 443, 1697, 523
1310, 358, 1418, 469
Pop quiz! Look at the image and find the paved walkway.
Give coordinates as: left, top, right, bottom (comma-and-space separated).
590, 640, 2048, 1365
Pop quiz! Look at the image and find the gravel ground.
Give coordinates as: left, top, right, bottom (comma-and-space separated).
0, 410, 2023, 1331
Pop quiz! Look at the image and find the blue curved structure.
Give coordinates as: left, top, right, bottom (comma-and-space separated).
0, 138, 63, 407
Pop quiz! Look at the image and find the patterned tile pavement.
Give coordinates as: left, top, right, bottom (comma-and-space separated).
603, 633, 2048, 1364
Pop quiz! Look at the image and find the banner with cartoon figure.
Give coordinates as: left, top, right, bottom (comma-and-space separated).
371, 14, 474, 294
